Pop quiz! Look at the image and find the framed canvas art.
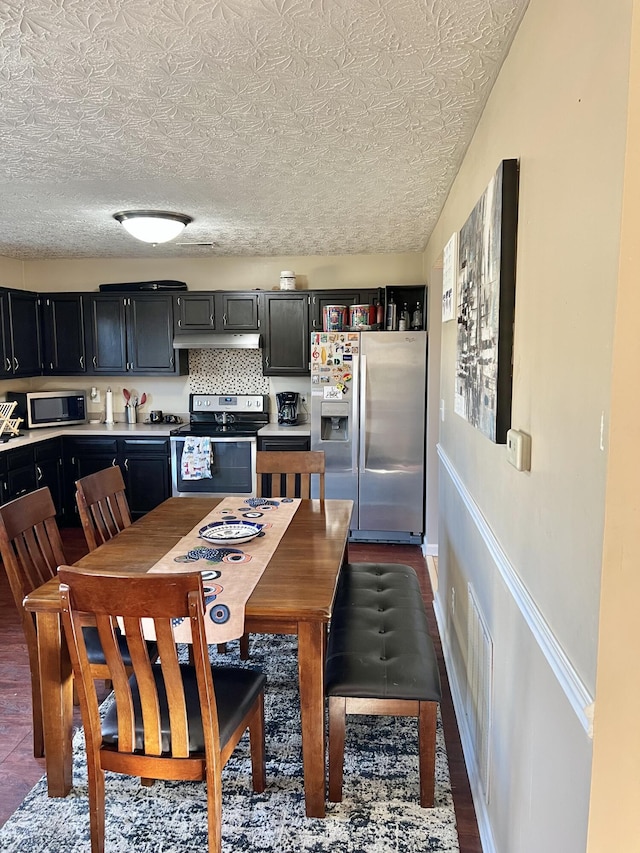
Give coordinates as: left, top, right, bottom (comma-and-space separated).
454, 159, 519, 443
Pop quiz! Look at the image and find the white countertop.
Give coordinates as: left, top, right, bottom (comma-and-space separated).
0, 420, 310, 452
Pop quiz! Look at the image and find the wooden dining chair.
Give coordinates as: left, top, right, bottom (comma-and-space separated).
0, 487, 156, 758
256, 450, 325, 499
75, 465, 132, 552
0, 487, 67, 757
58, 566, 267, 853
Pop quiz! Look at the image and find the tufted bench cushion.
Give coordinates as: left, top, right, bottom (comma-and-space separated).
325, 562, 442, 807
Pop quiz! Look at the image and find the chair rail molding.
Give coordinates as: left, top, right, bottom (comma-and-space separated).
437, 444, 594, 736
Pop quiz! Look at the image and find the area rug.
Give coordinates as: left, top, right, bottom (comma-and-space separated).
0, 634, 459, 852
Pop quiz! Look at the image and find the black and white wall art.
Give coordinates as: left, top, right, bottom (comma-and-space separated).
454, 158, 519, 443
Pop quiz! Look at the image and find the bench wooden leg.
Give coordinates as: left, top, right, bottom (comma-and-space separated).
328, 696, 346, 802
418, 700, 438, 807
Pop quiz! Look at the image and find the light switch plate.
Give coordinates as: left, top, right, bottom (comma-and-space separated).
506, 429, 531, 471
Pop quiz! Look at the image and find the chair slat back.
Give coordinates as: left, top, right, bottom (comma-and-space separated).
59, 568, 220, 767
75, 465, 132, 551
0, 488, 66, 634
256, 450, 325, 499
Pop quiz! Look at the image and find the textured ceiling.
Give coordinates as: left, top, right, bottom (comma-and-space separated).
0, 0, 529, 260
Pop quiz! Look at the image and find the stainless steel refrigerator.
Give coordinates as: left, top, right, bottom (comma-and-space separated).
310, 330, 427, 543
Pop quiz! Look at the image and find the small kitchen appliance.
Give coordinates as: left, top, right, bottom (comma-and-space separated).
276, 392, 299, 425
4, 390, 87, 429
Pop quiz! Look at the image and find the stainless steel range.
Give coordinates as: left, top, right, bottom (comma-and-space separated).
170, 394, 269, 497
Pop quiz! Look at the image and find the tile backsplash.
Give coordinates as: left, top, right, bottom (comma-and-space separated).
188, 349, 269, 394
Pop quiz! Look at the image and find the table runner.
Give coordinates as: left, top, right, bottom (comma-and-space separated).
147, 496, 300, 644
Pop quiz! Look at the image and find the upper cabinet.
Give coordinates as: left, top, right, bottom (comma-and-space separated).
173, 293, 216, 332
41, 293, 87, 375
0, 289, 42, 378
260, 292, 310, 376
173, 292, 259, 335
85, 293, 188, 375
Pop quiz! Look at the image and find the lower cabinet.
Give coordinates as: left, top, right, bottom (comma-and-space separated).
34, 438, 65, 519
258, 436, 310, 452
64, 436, 171, 522
0, 438, 65, 519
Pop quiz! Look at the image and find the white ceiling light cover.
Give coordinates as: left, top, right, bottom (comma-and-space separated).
114, 211, 193, 244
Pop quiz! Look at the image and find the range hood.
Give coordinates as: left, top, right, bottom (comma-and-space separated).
172, 333, 261, 350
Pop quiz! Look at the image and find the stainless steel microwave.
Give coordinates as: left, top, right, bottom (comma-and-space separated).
4, 391, 87, 429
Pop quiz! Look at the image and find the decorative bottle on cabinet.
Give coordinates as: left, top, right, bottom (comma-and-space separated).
376, 298, 384, 327
411, 301, 423, 330
385, 292, 397, 331
398, 302, 409, 331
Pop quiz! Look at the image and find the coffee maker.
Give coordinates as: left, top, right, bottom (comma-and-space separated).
277, 392, 299, 425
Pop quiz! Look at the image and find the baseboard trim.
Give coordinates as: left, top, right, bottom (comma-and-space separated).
437, 445, 594, 736
434, 594, 498, 853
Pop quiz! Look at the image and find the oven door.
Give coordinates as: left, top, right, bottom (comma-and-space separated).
170, 436, 256, 497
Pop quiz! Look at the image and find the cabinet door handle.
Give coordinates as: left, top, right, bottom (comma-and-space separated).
36, 465, 43, 482
112, 458, 117, 467
265, 356, 270, 368
209, 314, 214, 324
93, 356, 97, 368
124, 458, 129, 471
13, 357, 18, 371
177, 297, 181, 306
170, 356, 174, 367
223, 313, 227, 324
79, 355, 84, 369
5, 357, 11, 372
177, 319, 182, 327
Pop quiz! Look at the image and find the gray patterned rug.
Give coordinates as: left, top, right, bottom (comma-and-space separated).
0, 634, 459, 852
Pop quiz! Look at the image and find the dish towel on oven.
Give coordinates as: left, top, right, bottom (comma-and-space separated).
181, 436, 213, 479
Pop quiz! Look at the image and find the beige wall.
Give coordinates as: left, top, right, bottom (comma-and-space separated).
0, 255, 26, 289
587, 2, 640, 848
423, 0, 632, 849
21, 252, 423, 292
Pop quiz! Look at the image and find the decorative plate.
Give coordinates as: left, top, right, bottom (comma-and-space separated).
198, 520, 263, 545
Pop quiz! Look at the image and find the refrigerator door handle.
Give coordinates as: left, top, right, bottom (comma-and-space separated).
358, 354, 367, 472
351, 352, 361, 474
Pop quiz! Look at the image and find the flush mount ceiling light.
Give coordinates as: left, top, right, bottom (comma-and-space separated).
113, 210, 193, 244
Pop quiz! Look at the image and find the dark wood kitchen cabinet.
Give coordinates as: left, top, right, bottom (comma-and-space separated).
2, 446, 37, 504
173, 292, 260, 334
0, 289, 42, 378
85, 293, 187, 375
260, 292, 310, 376
34, 438, 65, 519
41, 293, 87, 375
64, 436, 171, 521
0, 438, 65, 518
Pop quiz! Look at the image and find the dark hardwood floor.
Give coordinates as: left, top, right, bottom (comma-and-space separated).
0, 530, 481, 851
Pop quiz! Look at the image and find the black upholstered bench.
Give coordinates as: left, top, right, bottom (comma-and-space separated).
325, 562, 442, 807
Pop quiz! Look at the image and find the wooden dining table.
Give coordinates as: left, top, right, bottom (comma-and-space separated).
24, 496, 353, 819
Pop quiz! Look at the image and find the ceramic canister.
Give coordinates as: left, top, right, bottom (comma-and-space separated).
349, 304, 370, 328
279, 270, 296, 290
323, 305, 347, 331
